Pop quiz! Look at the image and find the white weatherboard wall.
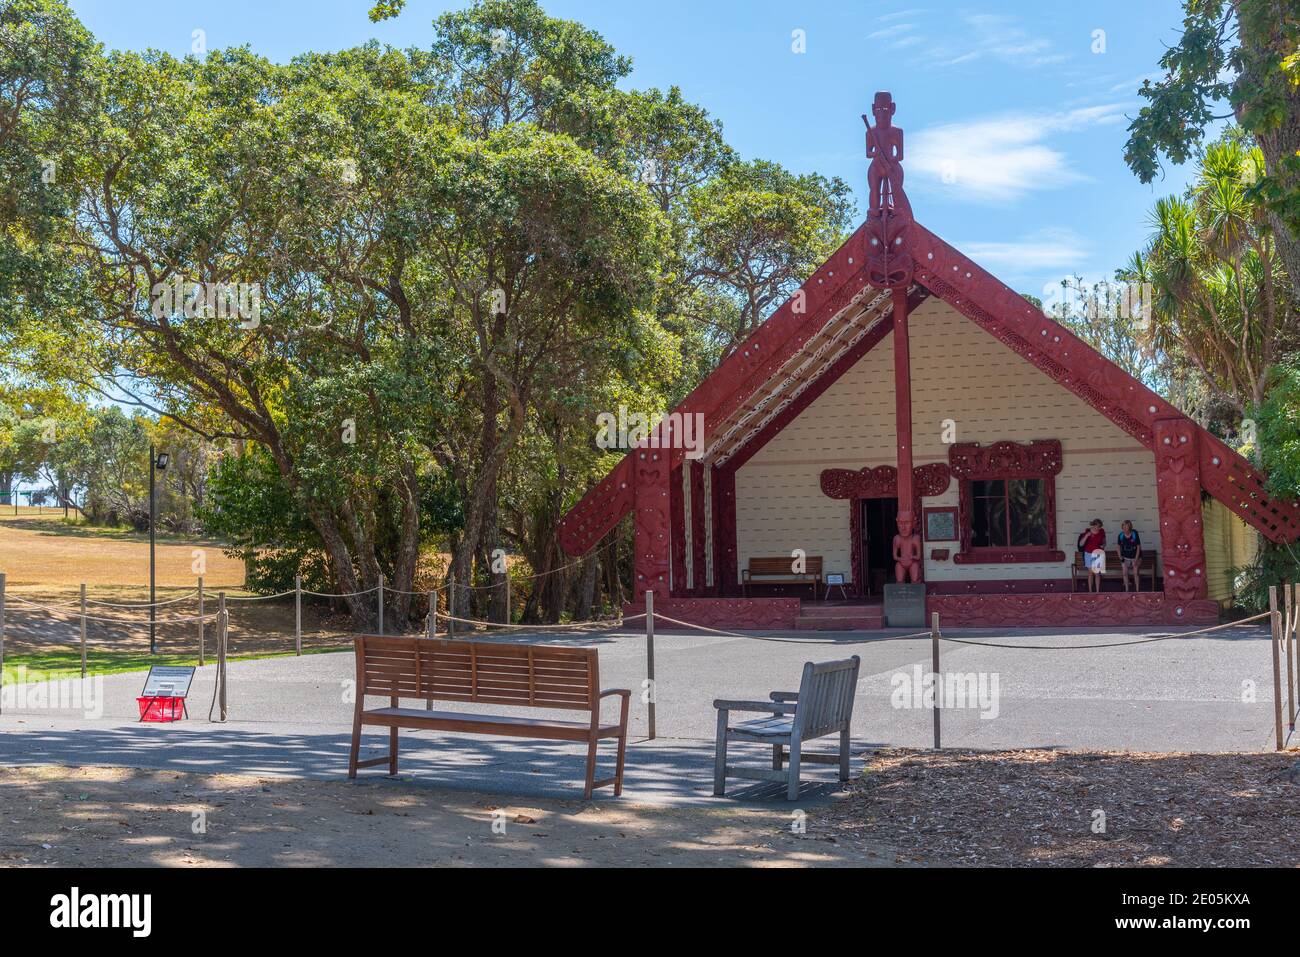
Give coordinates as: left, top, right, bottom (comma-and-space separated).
733, 298, 1161, 584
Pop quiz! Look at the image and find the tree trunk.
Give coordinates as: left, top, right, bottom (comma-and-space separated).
578, 553, 598, 620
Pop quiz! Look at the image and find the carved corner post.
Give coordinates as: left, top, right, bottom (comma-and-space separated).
669, 464, 686, 596
711, 465, 738, 596
633, 446, 671, 602
689, 461, 707, 595
1153, 417, 1208, 603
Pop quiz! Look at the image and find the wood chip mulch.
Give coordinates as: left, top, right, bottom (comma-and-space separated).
817, 748, 1300, 867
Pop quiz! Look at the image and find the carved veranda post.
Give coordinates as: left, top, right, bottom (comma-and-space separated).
863, 91, 919, 585
634, 444, 671, 603
1153, 417, 1208, 610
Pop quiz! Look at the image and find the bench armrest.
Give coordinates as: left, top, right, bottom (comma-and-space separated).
769, 691, 799, 702
713, 699, 797, 715
599, 689, 631, 699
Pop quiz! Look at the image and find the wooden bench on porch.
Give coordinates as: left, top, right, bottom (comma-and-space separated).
742, 556, 824, 598
1071, 550, 1159, 592
348, 636, 630, 799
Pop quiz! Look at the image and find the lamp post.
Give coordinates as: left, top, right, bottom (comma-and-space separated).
149, 445, 170, 653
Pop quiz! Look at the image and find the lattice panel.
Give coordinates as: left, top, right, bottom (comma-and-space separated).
1199, 432, 1300, 544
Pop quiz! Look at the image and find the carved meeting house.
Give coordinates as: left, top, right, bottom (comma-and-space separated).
557, 94, 1300, 629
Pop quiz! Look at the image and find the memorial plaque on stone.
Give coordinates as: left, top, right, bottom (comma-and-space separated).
883, 582, 927, 628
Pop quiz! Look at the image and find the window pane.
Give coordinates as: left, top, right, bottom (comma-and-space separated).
972, 493, 1007, 547
972, 479, 1005, 498
1008, 478, 1048, 546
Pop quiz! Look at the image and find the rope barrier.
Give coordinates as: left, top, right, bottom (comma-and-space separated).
931, 611, 1271, 650
301, 586, 379, 598
8, 604, 221, 626
435, 610, 641, 631
85, 591, 198, 608
223, 590, 297, 602
648, 609, 1268, 649
648, 612, 933, 645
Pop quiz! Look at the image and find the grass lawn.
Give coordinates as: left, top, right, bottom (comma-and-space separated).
2, 644, 349, 685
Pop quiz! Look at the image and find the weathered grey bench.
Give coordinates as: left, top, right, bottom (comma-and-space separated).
712, 656, 861, 800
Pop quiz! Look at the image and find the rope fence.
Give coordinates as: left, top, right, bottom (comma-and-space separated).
0, 567, 1291, 747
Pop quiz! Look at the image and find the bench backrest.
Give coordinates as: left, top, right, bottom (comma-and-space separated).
747, 556, 824, 577
1073, 550, 1157, 568
794, 656, 860, 740
355, 636, 598, 711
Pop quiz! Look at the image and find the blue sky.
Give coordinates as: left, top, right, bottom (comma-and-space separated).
68, 0, 1211, 301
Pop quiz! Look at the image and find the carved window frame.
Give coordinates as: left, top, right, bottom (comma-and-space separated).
949, 440, 1066, 565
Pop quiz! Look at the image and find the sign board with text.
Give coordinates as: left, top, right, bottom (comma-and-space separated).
141, 666, 196, 699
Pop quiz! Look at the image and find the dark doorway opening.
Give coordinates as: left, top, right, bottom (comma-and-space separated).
860, 497, 899, 596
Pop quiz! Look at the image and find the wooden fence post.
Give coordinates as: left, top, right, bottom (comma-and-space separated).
1288, 581, 1296, 731
218, 591, 228, 722
1270, 585, 1283, 751
1, 572, 7, 714
295, 574, 302, 656
448, 575, 455, 639
646, 590, 656, 741
197, 576, 205, 667
79, 583, 87, 679
931, 611, 942, 750
378, 573, 385, 636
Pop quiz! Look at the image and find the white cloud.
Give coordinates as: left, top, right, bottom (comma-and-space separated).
911, 13, 1069, 70
867, 23, 916, 41
909, 104, 1129, 203
958, 228, 1090, 272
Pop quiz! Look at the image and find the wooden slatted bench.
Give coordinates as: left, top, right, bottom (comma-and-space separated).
742, 556, 824, 598
348, 636, 631, 799
1071, 549, 1158, 592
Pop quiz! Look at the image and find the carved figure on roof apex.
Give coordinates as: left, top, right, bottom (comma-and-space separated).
863, 91, 913, 289
864, 91, 909, 219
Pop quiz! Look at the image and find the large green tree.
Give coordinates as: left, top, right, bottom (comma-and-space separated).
1124, 0, 1300, 298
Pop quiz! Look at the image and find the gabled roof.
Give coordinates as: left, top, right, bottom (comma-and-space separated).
558, 117, 1300, 557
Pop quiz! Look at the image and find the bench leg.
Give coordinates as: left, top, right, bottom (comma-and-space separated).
389, 726, 399, 776
839, 728, 851, 782
613, 731, 628, 798
713, 709, 728, 796
786, 739, 802, 801
347, 710, 361, 779
583, 737, 598, 800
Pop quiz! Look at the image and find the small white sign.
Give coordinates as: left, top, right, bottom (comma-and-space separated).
141, 666, 196, 699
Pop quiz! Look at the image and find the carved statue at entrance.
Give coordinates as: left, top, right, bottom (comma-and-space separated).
892, 512, 923, 584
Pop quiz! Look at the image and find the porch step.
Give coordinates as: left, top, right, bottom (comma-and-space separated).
798, 602, 882, 617
793, 614, 883, 631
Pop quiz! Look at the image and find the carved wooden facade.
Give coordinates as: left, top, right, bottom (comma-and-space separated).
556, 93, 1298, 627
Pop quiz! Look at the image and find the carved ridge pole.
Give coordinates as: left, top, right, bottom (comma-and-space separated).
863, 90, 918, 583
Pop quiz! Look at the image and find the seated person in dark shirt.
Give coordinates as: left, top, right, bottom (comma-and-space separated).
1117, 520, 1142, 591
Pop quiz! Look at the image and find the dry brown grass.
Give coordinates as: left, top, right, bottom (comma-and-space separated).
0, 512, 356, 659
0, 510, 245, 599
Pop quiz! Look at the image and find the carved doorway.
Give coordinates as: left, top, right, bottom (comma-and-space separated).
859, 497, 899, 597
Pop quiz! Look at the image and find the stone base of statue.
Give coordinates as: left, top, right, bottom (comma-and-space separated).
883, 582, 926, 628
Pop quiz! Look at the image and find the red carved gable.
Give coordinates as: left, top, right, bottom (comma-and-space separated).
557, 96, 1300, 556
